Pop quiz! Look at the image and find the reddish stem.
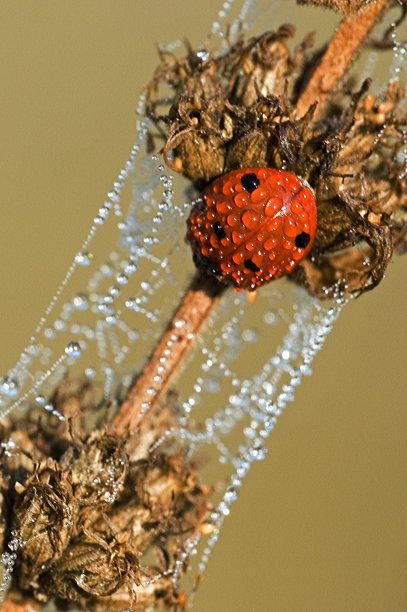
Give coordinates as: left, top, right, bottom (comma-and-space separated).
296, 0, 387, 118
1, 594, 40, 612
111, 274, 224, 435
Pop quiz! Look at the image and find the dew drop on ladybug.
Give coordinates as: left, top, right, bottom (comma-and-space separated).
186, 168, 317, 291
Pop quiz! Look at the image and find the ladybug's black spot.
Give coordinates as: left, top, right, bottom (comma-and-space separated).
214, 222, 227, 239
295, 232, 311, 248
241, 173, 260, 193
244, 259, 260, 272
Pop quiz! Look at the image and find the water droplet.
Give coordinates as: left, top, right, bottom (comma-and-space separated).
101, 262, 114, 277
262, 381, 275, 396
44, 327, 56, 339
218, 501, 230, 516
27, 343, 41, 357
125, 297, 136, 310
107, 190, 120, 203
250, 444, 267, 461
109, 285, 121, 297
98, 205, 111, 219
65, 341, 81, 358
242, 328, 259, 343
105, 315, 117, 325
197, 48, 210, 62
75, 251, 92, 266
20, 353, 32, 366
98, 303, 114, 316
207, 379, 220, 393
264, 312, 278, 326
73, 293, 89, 310
224, 487, 238, 503
0, 377, 19, 397
299, 364, 312, 376
1, 437, 17, 457
116, 273, 128, 285
124, 261, 137, 275
127, 330, 139, 342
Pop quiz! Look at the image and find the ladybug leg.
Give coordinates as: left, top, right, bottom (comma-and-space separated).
246, 289, 258, 304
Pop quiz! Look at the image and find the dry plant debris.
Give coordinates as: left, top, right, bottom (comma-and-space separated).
1, 380, 212, 610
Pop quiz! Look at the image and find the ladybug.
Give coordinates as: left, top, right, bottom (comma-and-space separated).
186, 168, 317, 291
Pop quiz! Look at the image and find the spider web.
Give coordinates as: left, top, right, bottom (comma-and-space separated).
0, 0, 406, 608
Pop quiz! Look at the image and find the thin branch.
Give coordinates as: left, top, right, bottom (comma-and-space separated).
296, 0, 387, 118
1, 595, 40, 612
111, 274, 224, 435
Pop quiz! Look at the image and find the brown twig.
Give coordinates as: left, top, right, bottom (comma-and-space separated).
1, 595, 40, 612
296, 0, 387, 118
110, 1, 388, 438
111, 274, 224, 435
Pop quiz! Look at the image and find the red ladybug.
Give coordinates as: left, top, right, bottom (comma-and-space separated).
186, 168, 317, 291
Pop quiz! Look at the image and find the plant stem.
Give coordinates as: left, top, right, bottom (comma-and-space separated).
296, 0, 387, 118
111, 274, 224, 435
110, 1, 387, 437
1, 595, 40, 612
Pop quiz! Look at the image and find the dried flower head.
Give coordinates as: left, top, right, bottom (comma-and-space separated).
1, 382, 212, 610
147, 21, 407, 297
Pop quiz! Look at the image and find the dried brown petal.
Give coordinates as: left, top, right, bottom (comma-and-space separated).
48, 537, 138, 601
15, 461, 76, 592
227, 26, 295, 107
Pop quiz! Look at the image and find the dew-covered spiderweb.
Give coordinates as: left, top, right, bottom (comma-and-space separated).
0, 0, 406, 606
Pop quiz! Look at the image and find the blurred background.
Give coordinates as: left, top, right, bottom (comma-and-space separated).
0, 2, 406, 610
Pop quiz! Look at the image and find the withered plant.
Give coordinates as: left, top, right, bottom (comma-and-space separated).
1, 1, 406, 611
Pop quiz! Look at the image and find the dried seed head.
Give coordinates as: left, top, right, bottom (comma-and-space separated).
1, 382, 213, 609
147, 26, 310, 184
15, 462, 76, 593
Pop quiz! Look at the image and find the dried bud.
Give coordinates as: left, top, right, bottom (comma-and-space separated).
163, 97, 226, 181
147, 27, 312, 184
15, 461, 76, 593
227, 25, 296, 107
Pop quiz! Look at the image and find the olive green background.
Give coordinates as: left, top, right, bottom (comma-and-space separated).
0, 2, 406, 611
